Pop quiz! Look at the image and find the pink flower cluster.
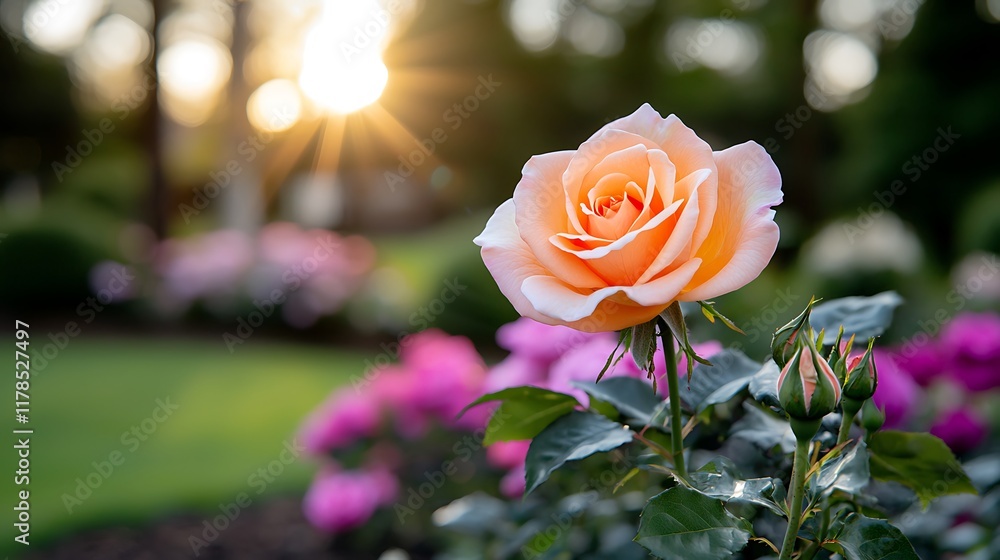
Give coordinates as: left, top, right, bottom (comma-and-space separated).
481, 318, 721, 498
488, 317, 722, 402
874, 311, 1000, 452
298, 330, 490, 533
155, 222, 375, 327
299, 320, 722, 532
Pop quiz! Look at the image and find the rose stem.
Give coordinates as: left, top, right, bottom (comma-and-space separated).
837, 398, 862, 445
779, 437, 811, 560
659, 323, 687, 479
837, 411, 854, 445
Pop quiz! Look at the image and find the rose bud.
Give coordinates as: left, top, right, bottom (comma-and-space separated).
826, 326, 854, 384
843, 339, 878, 402
777, 341, 842, 425
771, 298, 817, 368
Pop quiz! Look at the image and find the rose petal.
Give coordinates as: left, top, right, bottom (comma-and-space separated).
590, 105, 717, 185
678, 141, 781, 301
473, 200, 573, 324
512, 152, 608, 289
563, 129, 662, 233
521, 258, 701, 323
591, 106, 720, 255
582, 144, 651, 205
636, 171, 708, 284
549, 197, 683, 260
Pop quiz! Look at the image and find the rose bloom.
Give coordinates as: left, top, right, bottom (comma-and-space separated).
475, 104, 782, 332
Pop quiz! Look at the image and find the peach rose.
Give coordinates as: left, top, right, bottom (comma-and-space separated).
474, 104, 782, 332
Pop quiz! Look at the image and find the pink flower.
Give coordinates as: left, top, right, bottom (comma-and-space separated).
871, 349, 922, 429
890, 343, 946, 387
500, 465, 526, 499
303, 468, 398, 533
402, 330, 488, 423
483, 355, 549, 393
930, 409, 988, 454
940, 312, 1000, 392
486, 440, 531, 470
547, 334, 723, 403
548, 336, 643, 405
369, 368, 431, 439
496, 318, 603, 364
157, 230, 254, 302
649, 339, 724, 396
299, 390, 382, 454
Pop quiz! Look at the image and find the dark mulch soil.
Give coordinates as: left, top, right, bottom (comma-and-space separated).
21, 499, 433, 560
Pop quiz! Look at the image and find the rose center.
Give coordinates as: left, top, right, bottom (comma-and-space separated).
594, 195, 624, 218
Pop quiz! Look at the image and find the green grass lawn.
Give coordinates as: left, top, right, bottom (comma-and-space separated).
1, 336, 362, 555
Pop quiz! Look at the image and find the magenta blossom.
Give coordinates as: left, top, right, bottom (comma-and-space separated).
299, 390, 382, 454
649, 339, 724, 394
500, 465, 527, 499
890, 342, 946, 387
940, 312, 1000, 392
483, 354, 548, 393
871, 348, 922, 429
930, 408, 988, 454
486, 440, 531, 470
402, 330, 489, 424
548, 335, 644, 405
496, 317, 602, 365
303, 467, 399, 533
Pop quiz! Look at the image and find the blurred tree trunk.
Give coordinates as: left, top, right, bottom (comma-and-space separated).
145, 0, 167, 238
789, 0, 820, 225
220, 0, 264, 232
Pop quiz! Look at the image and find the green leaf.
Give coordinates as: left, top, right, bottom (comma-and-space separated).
830, 513, 919, 560
688, 457, 786, 516
464, 386, 578, 445
809, 439, 870, 500
635, 486, 752, 560
697, 301, 745, 334
572, 377, 663, 425
630, 319, 658, 375
868, 430, 977, 507
810, 291, 903, 341
678, 349, 760, 413
524, 411, 633, 495
730, 403, 796, 454
747, 360, 781, 410
658, 303, 711, 378
598, 330, 630, 382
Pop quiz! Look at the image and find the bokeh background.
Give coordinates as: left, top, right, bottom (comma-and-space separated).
0, 0, 998, 557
